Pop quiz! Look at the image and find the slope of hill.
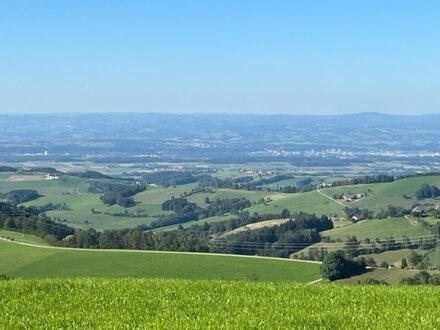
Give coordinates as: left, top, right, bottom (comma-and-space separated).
243, 174, 440, 217
0, 238, 320, 282
321, 217, 431, 241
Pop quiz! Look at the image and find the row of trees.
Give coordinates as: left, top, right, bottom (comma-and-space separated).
143, 171, 199, 187
399, 271, 440, 285
197, 174, 309, 192
415, 183, 440, 199
331, 174, 395, 187
150, 197, 253, 230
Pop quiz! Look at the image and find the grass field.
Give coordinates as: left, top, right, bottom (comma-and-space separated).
0, 230, 50, 246
359, 249, 424, 268
1, 171, 287, 231
245, 189, 345, 216
322, 175, 440, 212
321, 217, 432, 241
0, 239, 320, 282
2, 278, 440, 329
244, 174, 440, 219
4, 171, 440, 233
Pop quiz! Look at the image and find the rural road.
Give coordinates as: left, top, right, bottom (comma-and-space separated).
317, 189, 346, 207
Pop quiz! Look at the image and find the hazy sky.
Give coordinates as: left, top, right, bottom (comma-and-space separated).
1, 1, 439, 115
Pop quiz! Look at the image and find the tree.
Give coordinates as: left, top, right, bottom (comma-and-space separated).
380, 261, 389, 269
365, 257, 377, 267
401, 258, 408, 269
407, 251, 423, 269
430, 274, 440, 285
281, 208, 290, 218
320, 251, 365, 281
414, 271, 431, 284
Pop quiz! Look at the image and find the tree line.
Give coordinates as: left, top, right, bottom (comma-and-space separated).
89, 182, 146, 208
0, 190, 40, 205
144, 197, 252, 230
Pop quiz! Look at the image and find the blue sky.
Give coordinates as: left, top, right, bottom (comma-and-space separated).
1, 1, 439, 114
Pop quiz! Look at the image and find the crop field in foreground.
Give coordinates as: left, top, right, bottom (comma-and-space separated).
0, 239, 320, 282
1, 278, 440, 329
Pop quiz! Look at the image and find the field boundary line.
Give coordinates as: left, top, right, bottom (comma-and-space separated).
0, 237, 321, 264
317, 189, 346, 207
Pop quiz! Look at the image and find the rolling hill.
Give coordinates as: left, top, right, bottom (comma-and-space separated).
0, 233, 320, 282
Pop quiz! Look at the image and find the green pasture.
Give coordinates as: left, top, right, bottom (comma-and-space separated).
3, 171, 440, 233
321, 217, 431, 241
2, 279, 440, 329
0, 230, 50, 246
245, 190, 344, 216
359, 249, 424, 267
0, 239, 320, 282
0, 173, 84, 195
23, 191, 168, 231
322, 175, 440, 212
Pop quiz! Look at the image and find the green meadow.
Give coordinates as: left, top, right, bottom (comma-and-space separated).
322, 175, 440, 212
3, 171, 440, 233
0, 238, 320, 282
321, 216, 431, 241
245, 189, 344, 216
242, 174, 440, 218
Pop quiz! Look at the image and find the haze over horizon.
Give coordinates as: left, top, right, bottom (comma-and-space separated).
1, 1, 439, 115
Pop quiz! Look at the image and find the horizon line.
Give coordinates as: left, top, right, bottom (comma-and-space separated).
0, 111, 438, 117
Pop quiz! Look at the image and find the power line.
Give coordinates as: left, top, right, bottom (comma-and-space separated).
208, 238, 439, 251
210, 234, 439, 247
0, 211, 74, 232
